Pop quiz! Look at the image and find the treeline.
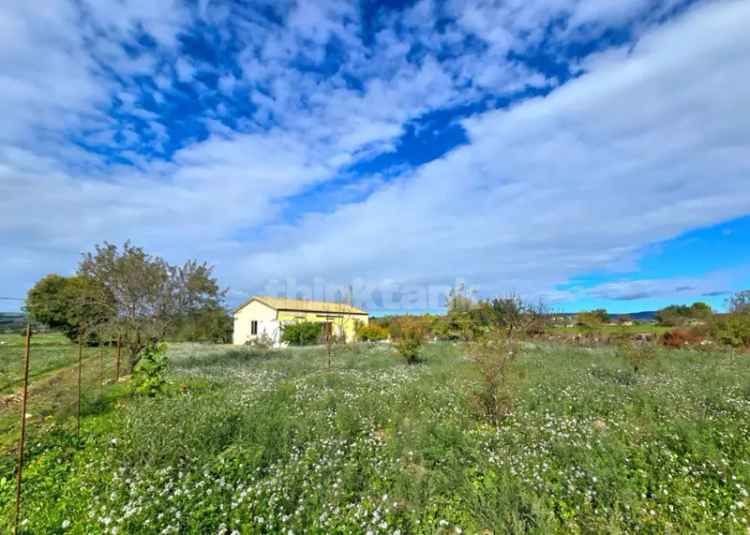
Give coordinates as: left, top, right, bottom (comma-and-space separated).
368, 290, 750, 350
25, 242, 231, 369
371, 292, 547, 343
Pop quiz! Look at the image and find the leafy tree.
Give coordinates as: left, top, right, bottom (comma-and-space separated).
281, 322, 322, 346
25, 274, 114, 342
473, 295, 547, 340
78, 241, 226, 367
689, 302, 713, 319
656, 302, 713, 326
656, 306, 686, 327
576, 309, 609, 328
446, 284, 475, 314
710, 314, 750, 348
702, 292, 750, 348
172, 306, 233, 343
431, 313, 479, 341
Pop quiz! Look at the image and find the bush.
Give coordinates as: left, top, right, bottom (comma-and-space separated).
710, 313, 750, 348
132, 342, 169, 396
656, 302, 713, 327
617, 340, 658, 374
661, 329, 703, 348
431, 314, 478, 341
281, 321, 322, 346
468, 330, 519, 426
356, 323, 388, 342
393, 320, 425, 364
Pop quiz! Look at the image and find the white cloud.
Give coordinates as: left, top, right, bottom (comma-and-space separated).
228, 0, 750, 301
1, 0, 749, 312
175, 58, 197, 83
577, 268, 748, 302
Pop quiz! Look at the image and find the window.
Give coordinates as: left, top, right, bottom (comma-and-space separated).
251, 320, 258, 335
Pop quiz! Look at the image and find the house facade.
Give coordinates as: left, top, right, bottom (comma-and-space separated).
232, 296, 369, 346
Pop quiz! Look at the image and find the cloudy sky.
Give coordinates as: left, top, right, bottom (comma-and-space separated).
2, 0, 749, 314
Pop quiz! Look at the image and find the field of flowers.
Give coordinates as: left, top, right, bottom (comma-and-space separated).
1, 340, 749, 533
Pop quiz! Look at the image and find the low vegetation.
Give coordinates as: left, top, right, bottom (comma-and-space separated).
392, 319, 425, 364
280, 321, 323, 346
4, 259, 750, 533
1, 337, 749, 533
355, 323, 389, 342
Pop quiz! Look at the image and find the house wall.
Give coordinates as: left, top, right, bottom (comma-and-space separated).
233, 299, 370, 345
233, 300, 278, 345
276, 310, 368, 343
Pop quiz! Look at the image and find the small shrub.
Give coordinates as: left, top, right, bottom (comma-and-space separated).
468, 330, 519, 426
280, 322, 322, 346
617, 340, 658, 374
132, 342, 169, 396
393, 320, 425, 364
710, 313, 750, 348
661, 329, 703, 348
356, 323, 388, 342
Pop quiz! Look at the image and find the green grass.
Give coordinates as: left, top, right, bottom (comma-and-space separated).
1, 341, 749, 533
0, 333, 126, 452
550, 324, 671, 336
0, 332, 94, 394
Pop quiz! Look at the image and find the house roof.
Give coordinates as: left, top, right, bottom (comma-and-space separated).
234, 295, 368, 315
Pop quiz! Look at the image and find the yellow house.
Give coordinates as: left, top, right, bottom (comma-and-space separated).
232, 296, 369, 346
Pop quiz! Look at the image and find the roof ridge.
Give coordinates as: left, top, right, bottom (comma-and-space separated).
235, 295, 367, 315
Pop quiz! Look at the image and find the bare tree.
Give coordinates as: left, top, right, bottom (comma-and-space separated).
728, 290, 750, 314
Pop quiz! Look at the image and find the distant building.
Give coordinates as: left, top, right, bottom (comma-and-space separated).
232, 296, 369, 346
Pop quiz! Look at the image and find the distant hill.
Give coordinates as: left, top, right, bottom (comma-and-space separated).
0, 312, 26, 332
552, 310, 658, 321
615, 311, 658, 321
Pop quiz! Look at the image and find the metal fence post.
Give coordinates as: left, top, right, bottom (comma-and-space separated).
116, 334, 121, 382
76, 331, 83, 446
14, 324, 32, 534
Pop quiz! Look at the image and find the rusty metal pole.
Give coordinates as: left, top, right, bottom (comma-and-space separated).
76, 331, 83, 446
98, 343, 103, 397
14, 324, 32, 535
116, 334, 121, 382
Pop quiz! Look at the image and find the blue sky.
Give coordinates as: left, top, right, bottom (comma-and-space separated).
1, 0, 749, 315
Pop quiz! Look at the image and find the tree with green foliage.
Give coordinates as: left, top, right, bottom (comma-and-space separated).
78, 241, 226, 367
431, 313, 479, 341
689, 302, 713, 319
474, 295, 547, 340
281, 322, 322, 346
710, 314, 750, 348
709, 291, 750, 348
172, 307, 233, 343
576, 309, 609, 327
446, 283, 475, 314
25, 274, 115, 342
656, 302, 713, 326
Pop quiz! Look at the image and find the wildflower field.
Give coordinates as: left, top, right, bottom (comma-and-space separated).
1, 338, 749, 533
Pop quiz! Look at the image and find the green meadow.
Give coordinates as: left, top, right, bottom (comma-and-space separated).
1, 336, 749, 533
